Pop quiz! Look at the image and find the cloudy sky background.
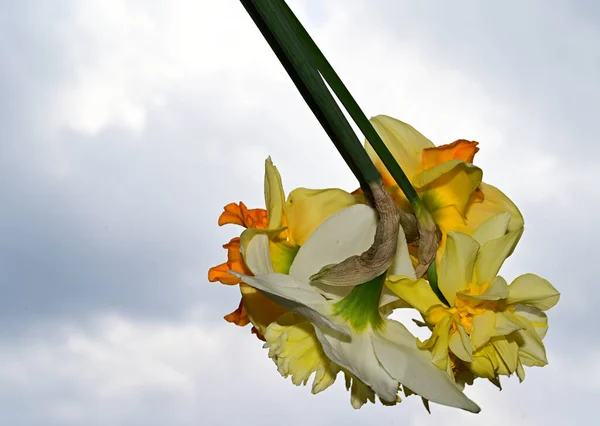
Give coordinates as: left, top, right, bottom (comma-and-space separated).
1, 0, 598, 424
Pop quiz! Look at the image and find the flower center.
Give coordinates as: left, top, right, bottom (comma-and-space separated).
428, 282, 499, 334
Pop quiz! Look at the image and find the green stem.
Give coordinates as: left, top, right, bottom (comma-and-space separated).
277, 0, 422, 209
241, 0, 380, 195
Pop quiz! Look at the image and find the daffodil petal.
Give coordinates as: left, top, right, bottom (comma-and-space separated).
439, 231, 480, 305
468, 349, 496, 379
373, 320, 480, 413
474, 228, 523, 285
449, 323, 473, 362
290, 204, 376, 285
494, 311, 524, 336
417, 162, 483, 218
513, 305, 549, 339
491, 337, 519, 374
385, 277, 441, 315
366, 115, 434, 182
285, 188, 357, 246
507, 273, 560, 311
313, 326, 399, 403
512, 318, 548, 366
239, 283, 287, 337
234, 270, 349, 336
464, 182, 524, 234
471, 212, 511, 246
264, 157, 286, 230
470, 310, 496, 349
459, 276, 509, 301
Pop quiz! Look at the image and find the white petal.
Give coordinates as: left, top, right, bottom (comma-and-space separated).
387, 224, 416, 278
373, 320, 480, 413
232, 272, 349, 336
243, 234, 275, 275
290, 204, 377, 284
313, 326, 399, 403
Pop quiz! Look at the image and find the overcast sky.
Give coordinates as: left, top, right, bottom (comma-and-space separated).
1, 0, 598, 424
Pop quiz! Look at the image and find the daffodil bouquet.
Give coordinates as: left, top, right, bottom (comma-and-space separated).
208, 0, 559, 413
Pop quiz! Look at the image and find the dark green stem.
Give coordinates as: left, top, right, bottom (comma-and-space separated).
241, 0, 380, 195
277, 0, 422, 209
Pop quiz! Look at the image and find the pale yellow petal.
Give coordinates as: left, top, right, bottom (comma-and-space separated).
513, 305, 549, 339
459, 276, 509, 301
366, 115, 434, 181
470, 310, 496, 349
491, 337, 519, 374
264, 157, 286, 230
464, 182, 524, 234
263, 313, 340, 393
449, 323, 473, 362
438, 232, 480, 305
285, 188, 357, 246
494, 312, 524, 336
471, 212, 511, 246
507, 273, 560, 311
474, 228, 523, 285
512, 318, 548, 366
385, 277, 442, 315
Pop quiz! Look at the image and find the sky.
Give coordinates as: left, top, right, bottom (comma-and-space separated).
0, 0, 598, 424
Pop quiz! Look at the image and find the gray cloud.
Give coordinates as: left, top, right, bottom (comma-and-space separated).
0, 0, 596, 424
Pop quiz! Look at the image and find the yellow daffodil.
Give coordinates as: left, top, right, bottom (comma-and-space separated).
233, 204, 480, 412
208, 158, 357, 338
387, 212, 560, 384
364, 115, 524, 258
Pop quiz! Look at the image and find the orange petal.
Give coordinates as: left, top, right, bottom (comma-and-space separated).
422, 140, 480, 170
224, 299, 251, 327
207, 237, 252, 285
207, 262, 240, 285
251, 326, 266, 341
218, 202, 268, 229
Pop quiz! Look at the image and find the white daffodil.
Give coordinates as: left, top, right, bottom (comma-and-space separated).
232, 203, 480, 412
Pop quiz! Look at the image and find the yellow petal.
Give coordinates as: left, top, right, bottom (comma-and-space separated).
464, 182, 524, 234
474, 228, 523, 285
429, 315, 452, 370
459, 276, 509, 301
494, 311, 525, 336
470, 310, 496, 349
264, 157, 286, 230
468, 349, 496, 379
471, 212, 511, 246
512, 318, 548, 366
491, 337, 519, 374
366, 115, 434, 182
507, 273, 560, 311
385, 276, 441, 315
263, 312, 340, 392
416, 161, 483, 218
240, 283, 287, 337
285, 188, 357, 246
438, 231, 479, 305
449, 323, 473, 362
513, 305, 549, 339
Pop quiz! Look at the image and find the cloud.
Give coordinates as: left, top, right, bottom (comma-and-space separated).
0, 0, 597, 424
